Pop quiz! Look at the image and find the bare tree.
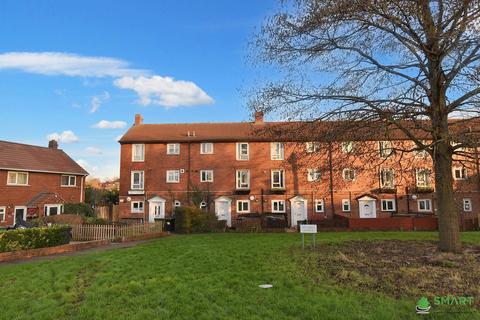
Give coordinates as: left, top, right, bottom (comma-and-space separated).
251, 0, 480, 252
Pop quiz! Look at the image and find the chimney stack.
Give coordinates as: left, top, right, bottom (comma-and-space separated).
48, 140, 58, 149
134, 114, 143, 126
254, 111, 264, 124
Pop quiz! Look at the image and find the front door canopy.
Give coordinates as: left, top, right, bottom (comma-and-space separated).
357, 195, 377, 202
148, 196, 166, 203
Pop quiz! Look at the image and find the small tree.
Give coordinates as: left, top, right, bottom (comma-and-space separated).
252, 0, 480, 252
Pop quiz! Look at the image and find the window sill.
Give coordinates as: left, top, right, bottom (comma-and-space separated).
6, 184, 30, 187
61, 185, 77, 188
128, 190, 145, 195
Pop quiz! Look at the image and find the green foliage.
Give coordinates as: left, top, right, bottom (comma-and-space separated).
0, 225, 71, 253
174, 206, 226, 233
84, 217, 108, 225
85, 187, 119, 206
64, 203, 94, 217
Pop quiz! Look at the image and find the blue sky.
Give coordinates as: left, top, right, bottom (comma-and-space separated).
0, 0, 277, 180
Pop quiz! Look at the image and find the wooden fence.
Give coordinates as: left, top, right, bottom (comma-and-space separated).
71, 223, 163, 241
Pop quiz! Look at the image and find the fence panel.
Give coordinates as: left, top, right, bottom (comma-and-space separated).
71, 223, 163, 241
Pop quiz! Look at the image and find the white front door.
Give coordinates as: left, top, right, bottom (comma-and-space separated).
149, 202, 165, 222
215, 197, 232, 227
359, 200, 376, 218
290, 197, 307, 227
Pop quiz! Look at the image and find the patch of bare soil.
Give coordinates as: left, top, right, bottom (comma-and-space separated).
311, 240, 480, 307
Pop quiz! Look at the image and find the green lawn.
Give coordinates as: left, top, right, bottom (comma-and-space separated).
0, 232, 479, 320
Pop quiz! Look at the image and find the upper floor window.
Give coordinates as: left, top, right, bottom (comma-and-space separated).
7, 171, 28, 186
271, 142, 285, 160
200, 143, 214, 154
166, 170, 180, 183
271, 169, 285, 189
380, 168, 395, 189
414, 140, 428, 158
236, 143, 249, 160
306, 141, 320, 153
271, 200, 286, 213
416, 168, 431, 188
453, 167, 468, 180
131, 171, 144, 190
132, 144, 145, 162
200, 170, 214, 182
341, 141, 354, 153
236, 169, 250, 189
379, 141, 393, 157
61, 175, 76, 187
342, 168, 356, 181
307, 168, 321, 182
0, 207, 5, 222
315, 199, 324, 213
237, 200, 250, 213
167, 143, 180, 155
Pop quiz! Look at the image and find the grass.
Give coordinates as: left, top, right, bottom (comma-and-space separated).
0, 231, 479, 320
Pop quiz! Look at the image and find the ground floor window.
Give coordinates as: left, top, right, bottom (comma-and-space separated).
463, 198, 472, 212
271, 200, 285, 213
380, 199, 396, 212
0, 206, 5, 221
237, 200, 250, 213
131, 201, 144, 213
315, 199, 324, 213
44, 204, 63, 216
342, 199, 351, 212
417, 199, 432, 212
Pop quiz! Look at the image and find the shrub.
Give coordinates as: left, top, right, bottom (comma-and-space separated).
84, 217, 108, 225
46, 214, 85, 225
63, 203, 94, 217
0, 226, 71, 253
174, 206, 226, 233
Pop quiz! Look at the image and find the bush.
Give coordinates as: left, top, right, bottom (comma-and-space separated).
0, 226, 71, 253
46, 214, 84, 225
63, 203, 94, 217
84, 217, 108, 225
174, 206, 226, 233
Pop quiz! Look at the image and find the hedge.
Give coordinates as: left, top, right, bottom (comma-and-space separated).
174, 207, 226, 233
0, 226, 71, 253
63, 203, 94, 217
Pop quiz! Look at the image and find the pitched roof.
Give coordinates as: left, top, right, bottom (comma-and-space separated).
0, 140, 88, 175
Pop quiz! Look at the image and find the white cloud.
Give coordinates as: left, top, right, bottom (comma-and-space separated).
47, 130, 79, 144
89, 91, 110, 113
114, 75, 214, 107
92, 120, 127, 129
76, 159, 118, 181
85, 146, 103, 155
115, 135, 123, 141
0, 52, 145, 77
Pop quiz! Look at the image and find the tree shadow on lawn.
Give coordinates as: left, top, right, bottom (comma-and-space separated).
295, 240, 480, 310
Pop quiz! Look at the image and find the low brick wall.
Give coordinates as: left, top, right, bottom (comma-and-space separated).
115, 231, 168, 243
0, 239, 110, 263
349, 217, 438, 231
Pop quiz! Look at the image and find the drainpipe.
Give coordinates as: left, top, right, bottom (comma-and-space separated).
187, 142, 191, 205
328, 142, 335, 216
405, 186, 410, 215
261, 188, 264, 214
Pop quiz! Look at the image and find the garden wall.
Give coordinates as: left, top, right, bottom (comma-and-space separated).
349, 217, 438, 231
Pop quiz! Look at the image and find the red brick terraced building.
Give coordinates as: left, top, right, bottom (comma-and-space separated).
0, 140, 88, 227
118, 113, 480, 227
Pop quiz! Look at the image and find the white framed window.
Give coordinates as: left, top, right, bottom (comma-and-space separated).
200, 170, 214, 182
271, 142, 285, 160
381, 199, 396, 212
0, 206, 5, 221
453, 167, 468, 180
342, 168, 356, 181
237, 200, 250, 213
131, 201, 144, 213
416, 169, 431, 187
200, 142, 214, 154
236, 170, 250, 189
132, 144, 145, 162
167, 143, 180, 155
236, 142, 249, 160
61, 175, 76, 187
271, 169, 285, 189
417, 199, 432, 212
380, 169, 395, 189
174, 200, 181, 208
271, 200, 286, 213
7, 171, 29, 186
166, 170, 180, 183
379, 141, 393, 157
306, 141, 320, 153
463, 198, 472, 212
341, 141, 354, 153
315, 199, 324, 213
342, 199, 351, 212
307, 168, 321, 182
44, 204, 63, 216
414, 140, 428, 158
131, 171, 144, 190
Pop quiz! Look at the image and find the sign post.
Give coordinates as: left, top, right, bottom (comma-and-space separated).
300, 224, 317, 250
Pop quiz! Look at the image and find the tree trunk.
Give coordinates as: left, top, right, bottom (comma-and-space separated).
434, 140, 461, 253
